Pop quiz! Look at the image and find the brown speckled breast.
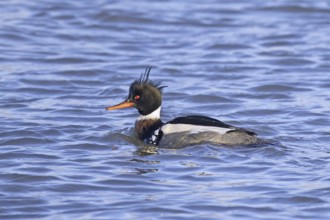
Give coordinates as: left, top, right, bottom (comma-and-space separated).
135, 119, 162, 141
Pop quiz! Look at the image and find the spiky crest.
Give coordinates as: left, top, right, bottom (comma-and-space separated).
132, 66, 166, 91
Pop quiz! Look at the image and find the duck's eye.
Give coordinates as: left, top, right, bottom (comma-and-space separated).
134, 95, 140, 100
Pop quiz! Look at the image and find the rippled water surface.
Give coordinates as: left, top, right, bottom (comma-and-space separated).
1, 0, 330, 219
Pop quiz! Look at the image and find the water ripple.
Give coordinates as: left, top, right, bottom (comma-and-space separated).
0, 0, 330, 220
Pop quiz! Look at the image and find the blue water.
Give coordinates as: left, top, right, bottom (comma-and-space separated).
1, 0, 330, 219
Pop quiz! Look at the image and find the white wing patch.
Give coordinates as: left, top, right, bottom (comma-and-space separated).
161, 123, 235, 135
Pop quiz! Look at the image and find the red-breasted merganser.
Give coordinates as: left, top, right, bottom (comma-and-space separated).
106, 67, 260, 147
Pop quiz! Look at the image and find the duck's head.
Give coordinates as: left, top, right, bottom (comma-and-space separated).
106, 67, 166, 116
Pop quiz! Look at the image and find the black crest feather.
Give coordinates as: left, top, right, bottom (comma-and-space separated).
133, 66, 166, 91
138, 66, 152, 84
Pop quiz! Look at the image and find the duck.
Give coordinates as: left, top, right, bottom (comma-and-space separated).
106, 67, 260, 148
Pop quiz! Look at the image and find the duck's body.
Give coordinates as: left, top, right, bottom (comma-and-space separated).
135, 112, 258, 148
106, 67, 260, 147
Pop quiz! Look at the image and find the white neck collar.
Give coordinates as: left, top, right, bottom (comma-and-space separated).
137, 107, 161, 121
